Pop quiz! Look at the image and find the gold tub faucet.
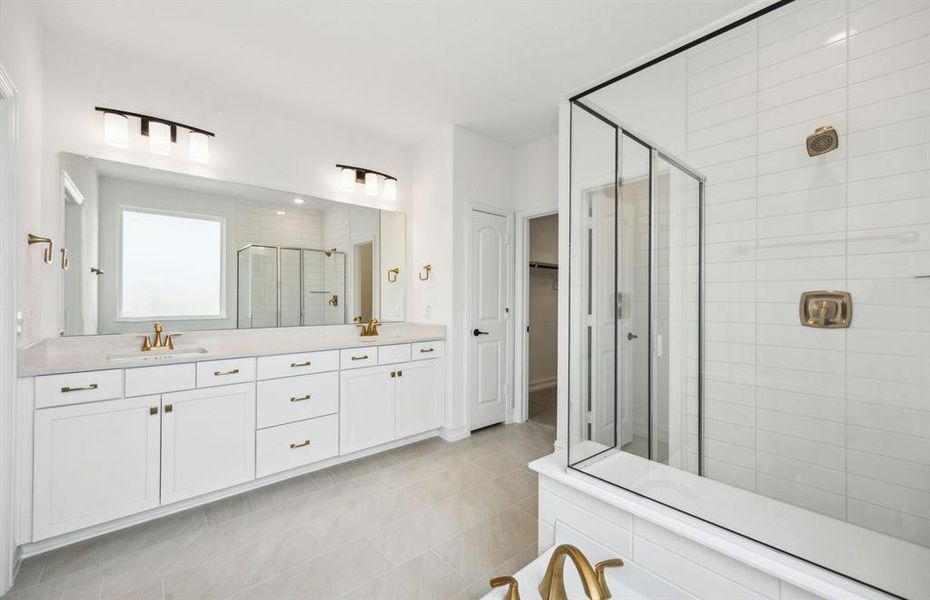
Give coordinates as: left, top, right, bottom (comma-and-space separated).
538, 544, 623, 600
141, 323, 181, 351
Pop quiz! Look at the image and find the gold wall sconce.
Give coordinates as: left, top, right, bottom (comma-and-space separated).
418, 264, 432, 281
387, 267, 400, 283
27, 234, 54, 264
91, 266, 105, 275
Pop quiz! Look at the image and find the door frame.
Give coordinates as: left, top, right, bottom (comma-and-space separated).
465, 204, 514, 431
0, 62, 17, 595
514, 206, 558, 425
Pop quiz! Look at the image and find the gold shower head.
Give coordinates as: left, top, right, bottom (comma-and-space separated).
806, 126, 838, 156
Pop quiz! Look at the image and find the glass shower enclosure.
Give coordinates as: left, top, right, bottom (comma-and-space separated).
568, 101, 703, 473
237, 244, 346, 328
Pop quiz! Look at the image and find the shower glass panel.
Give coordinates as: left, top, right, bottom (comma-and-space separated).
279, 248, 301, 327
302, 249, 345, 326
237, 245, 278, 329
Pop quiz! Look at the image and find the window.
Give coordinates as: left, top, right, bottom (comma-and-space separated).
120, 208, 224, 319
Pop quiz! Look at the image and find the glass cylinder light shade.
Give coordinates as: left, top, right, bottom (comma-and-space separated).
189, 131, 210, 163
341, 167, 356, 192
103, 112, 129, 148
148, 121, 172, 156
365, 171, 378, 196
383, 177, 397, 200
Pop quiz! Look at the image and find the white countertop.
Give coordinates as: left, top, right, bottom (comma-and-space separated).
19, 322, 446, 376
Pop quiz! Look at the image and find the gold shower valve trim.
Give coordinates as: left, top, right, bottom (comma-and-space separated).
799, 290, 852, 329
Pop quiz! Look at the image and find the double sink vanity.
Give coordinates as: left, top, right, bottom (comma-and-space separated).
18, 323, 445, 551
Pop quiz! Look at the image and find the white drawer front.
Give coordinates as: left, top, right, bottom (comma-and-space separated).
412, 341, 444, 361
257, 372, 338, 429
340, 347, 378, 369
196, 358, 256, 388
378, 343, 411, 365
256, 414, 338, 478
257, 350, 339, 380
35, 369, 123, 408
125, 363, 196, 397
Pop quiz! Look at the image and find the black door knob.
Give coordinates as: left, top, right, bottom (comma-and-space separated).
627, 332, 638, 341
473, 329, 489, 336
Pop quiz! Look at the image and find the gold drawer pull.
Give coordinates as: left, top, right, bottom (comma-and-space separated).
419, 348, 435, 353
290, 394, 311, 402
291, 360, 312, 368
351, 354, 369, 361
61, 384, 98, 393
214, 368, 240, 376
290, 439, 311, 449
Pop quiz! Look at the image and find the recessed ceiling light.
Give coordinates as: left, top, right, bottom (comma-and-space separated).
293, 198, 305, 204
276, 210, 286, 216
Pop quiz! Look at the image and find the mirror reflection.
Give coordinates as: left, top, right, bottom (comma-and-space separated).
59, 153, 405, 336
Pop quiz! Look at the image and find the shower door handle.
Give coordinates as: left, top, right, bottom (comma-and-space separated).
627, 332, 638, 341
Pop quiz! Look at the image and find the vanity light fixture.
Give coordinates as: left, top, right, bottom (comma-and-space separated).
95, 107, 215, 162
335, 164, 398, 200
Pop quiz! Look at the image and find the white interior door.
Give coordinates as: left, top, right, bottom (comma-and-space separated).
589, 188, 618, 447
470, 210, 508, 430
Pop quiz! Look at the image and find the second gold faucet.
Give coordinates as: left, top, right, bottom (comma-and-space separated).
140, 323, 181, 351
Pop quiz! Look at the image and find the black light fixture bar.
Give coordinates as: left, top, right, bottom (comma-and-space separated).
94, 106, 216, 138
335, 163, 396, 183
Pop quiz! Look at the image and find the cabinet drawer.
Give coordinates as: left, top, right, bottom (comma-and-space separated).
412, 341, 444, 361
378, 344, 411, 365
257, 350, 339, 380
257, 372, 338, 428
35, 369, 123, 408
256, 414, 338, 478
125, 363, 196, 397
340, 347, 378, 369
197, 358, 256, 388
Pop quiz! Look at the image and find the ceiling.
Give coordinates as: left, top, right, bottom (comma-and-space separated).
36, 1, 753, 147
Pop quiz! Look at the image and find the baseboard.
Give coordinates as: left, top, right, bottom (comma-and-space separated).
439, 425, 470, 442
529, 377, 557, 392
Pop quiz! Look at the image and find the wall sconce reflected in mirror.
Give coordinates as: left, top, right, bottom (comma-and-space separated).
418, 264, 432, 281
27, 234, 53, 264
387, 267, 400, 283
60, 248, 70, 270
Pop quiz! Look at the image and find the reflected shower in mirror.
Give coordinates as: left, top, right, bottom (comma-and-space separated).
58, 153, 405, 336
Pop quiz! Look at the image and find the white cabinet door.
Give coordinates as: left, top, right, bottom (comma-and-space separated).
339, 364, 396, 454
396, 359, 442, 438
33, 396, 161, 540
161, 383, 255, 504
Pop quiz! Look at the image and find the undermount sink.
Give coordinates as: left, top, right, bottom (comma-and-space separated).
107, 347, 209, 362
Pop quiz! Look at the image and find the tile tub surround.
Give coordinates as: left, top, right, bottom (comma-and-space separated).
5, 421, 555, 600
19, 322, 445, 376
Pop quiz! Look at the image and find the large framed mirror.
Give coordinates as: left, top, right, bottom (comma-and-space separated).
58, 153, 405, 336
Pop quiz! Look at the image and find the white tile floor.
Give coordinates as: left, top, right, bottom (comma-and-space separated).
5, 421, 556, 600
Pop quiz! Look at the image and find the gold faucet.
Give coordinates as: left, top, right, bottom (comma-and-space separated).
489, 576, 520, 600
354, 316, 380, 337
538, 544, 623, 600
140, 323, 181, 351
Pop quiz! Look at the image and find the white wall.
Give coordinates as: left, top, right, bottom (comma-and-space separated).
31, 32, 413, 341
580, 0, 930, 548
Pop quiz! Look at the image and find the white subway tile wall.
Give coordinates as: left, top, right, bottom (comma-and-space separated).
684, 0, 930, 545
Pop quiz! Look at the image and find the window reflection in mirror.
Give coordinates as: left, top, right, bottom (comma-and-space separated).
58, 152, 406, 336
